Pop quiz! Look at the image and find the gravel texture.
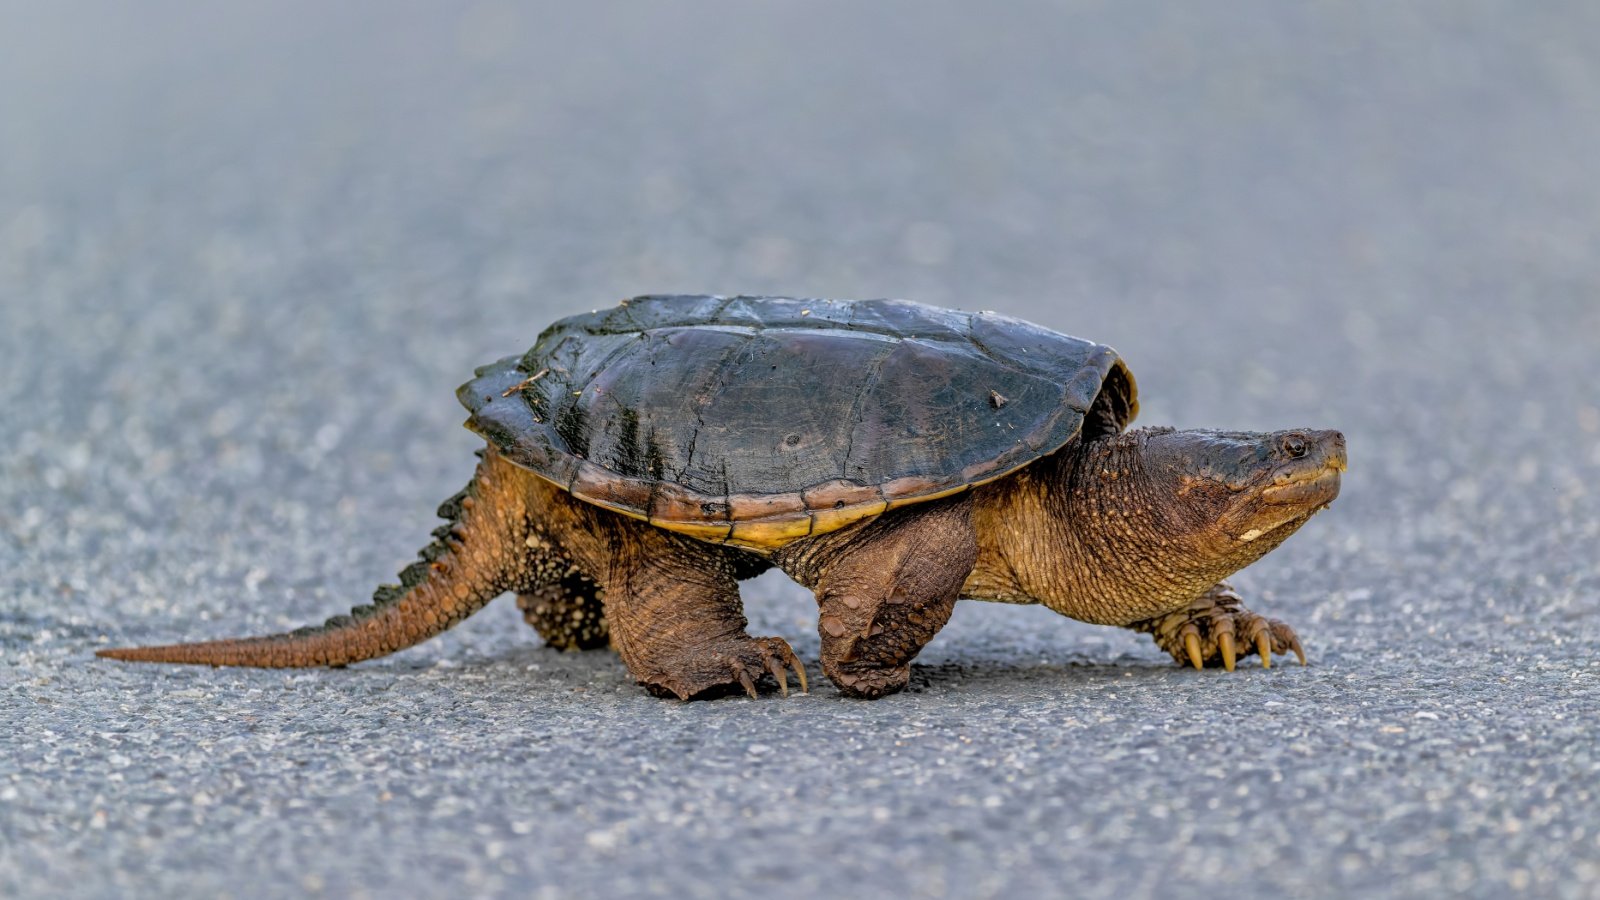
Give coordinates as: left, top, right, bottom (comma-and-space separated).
4, 3, 1600, 898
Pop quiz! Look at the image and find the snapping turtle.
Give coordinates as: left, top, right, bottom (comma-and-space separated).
100, 295, 1346, 699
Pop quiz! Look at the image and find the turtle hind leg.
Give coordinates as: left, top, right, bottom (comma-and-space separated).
515, 517, 773, 654
1131, 581, 1307, 671
517, 569, 609, 651
514, 526, 609, 651
776, 496, 978, 699
603, 525, 805, 700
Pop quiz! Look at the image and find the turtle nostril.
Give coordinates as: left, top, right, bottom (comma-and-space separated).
1282, 434, 1309, 459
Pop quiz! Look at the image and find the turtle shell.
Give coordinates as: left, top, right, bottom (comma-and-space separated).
459, 295, 1137, 550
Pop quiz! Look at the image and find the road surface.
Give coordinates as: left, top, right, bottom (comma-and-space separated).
3, 3, 1598, 897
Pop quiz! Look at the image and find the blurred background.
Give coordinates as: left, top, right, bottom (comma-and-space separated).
3, 3, 1599, 898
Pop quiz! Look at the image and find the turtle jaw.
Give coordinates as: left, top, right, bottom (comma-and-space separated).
1221, 430, 1346, 544
1259, 466, 1342, 510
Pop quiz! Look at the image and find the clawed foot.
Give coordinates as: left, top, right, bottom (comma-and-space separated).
1136, 584, 1306, 672
641, 636, 808, 701
732, 637, 809, 698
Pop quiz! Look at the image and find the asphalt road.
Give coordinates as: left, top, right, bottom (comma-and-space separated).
4, 3, 1600, 898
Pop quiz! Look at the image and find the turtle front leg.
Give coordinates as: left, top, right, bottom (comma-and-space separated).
777, 497, 978, 699
603, 527, 805, 700
1131, 582, 1306, 671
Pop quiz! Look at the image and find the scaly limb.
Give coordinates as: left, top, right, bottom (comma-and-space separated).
602, 525, 805, 700
1131, 582, 1305, 672
517, 567, 610, 652
776, 496, 978, 699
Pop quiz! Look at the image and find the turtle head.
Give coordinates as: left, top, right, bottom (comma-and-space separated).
1140, 427, 1346, 560
966, 425, 1344, 623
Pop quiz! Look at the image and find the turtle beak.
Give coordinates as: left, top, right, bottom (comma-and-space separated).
1261, 430, 1344, 508
1221, 430, 1345, 543
1322, 430, 1348, 473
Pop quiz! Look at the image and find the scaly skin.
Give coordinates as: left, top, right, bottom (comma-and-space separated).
517, 576, 609, 652
100, 428, 1345, 699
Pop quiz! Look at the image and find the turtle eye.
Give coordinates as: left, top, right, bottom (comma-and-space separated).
1281, 434, 1309, 459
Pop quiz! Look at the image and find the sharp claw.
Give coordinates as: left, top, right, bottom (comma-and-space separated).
737, 668, 757, 699
1218, 632, 1236, 672
1256, 632, 1272, 668
1183, 632, 1204, 670
766, 657, 789, 698
776, 645, 808, 694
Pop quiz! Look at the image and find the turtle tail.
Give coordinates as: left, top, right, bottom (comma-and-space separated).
97, 450, 530, 668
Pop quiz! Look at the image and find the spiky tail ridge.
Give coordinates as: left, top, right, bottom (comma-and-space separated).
97, 451, 528, 668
